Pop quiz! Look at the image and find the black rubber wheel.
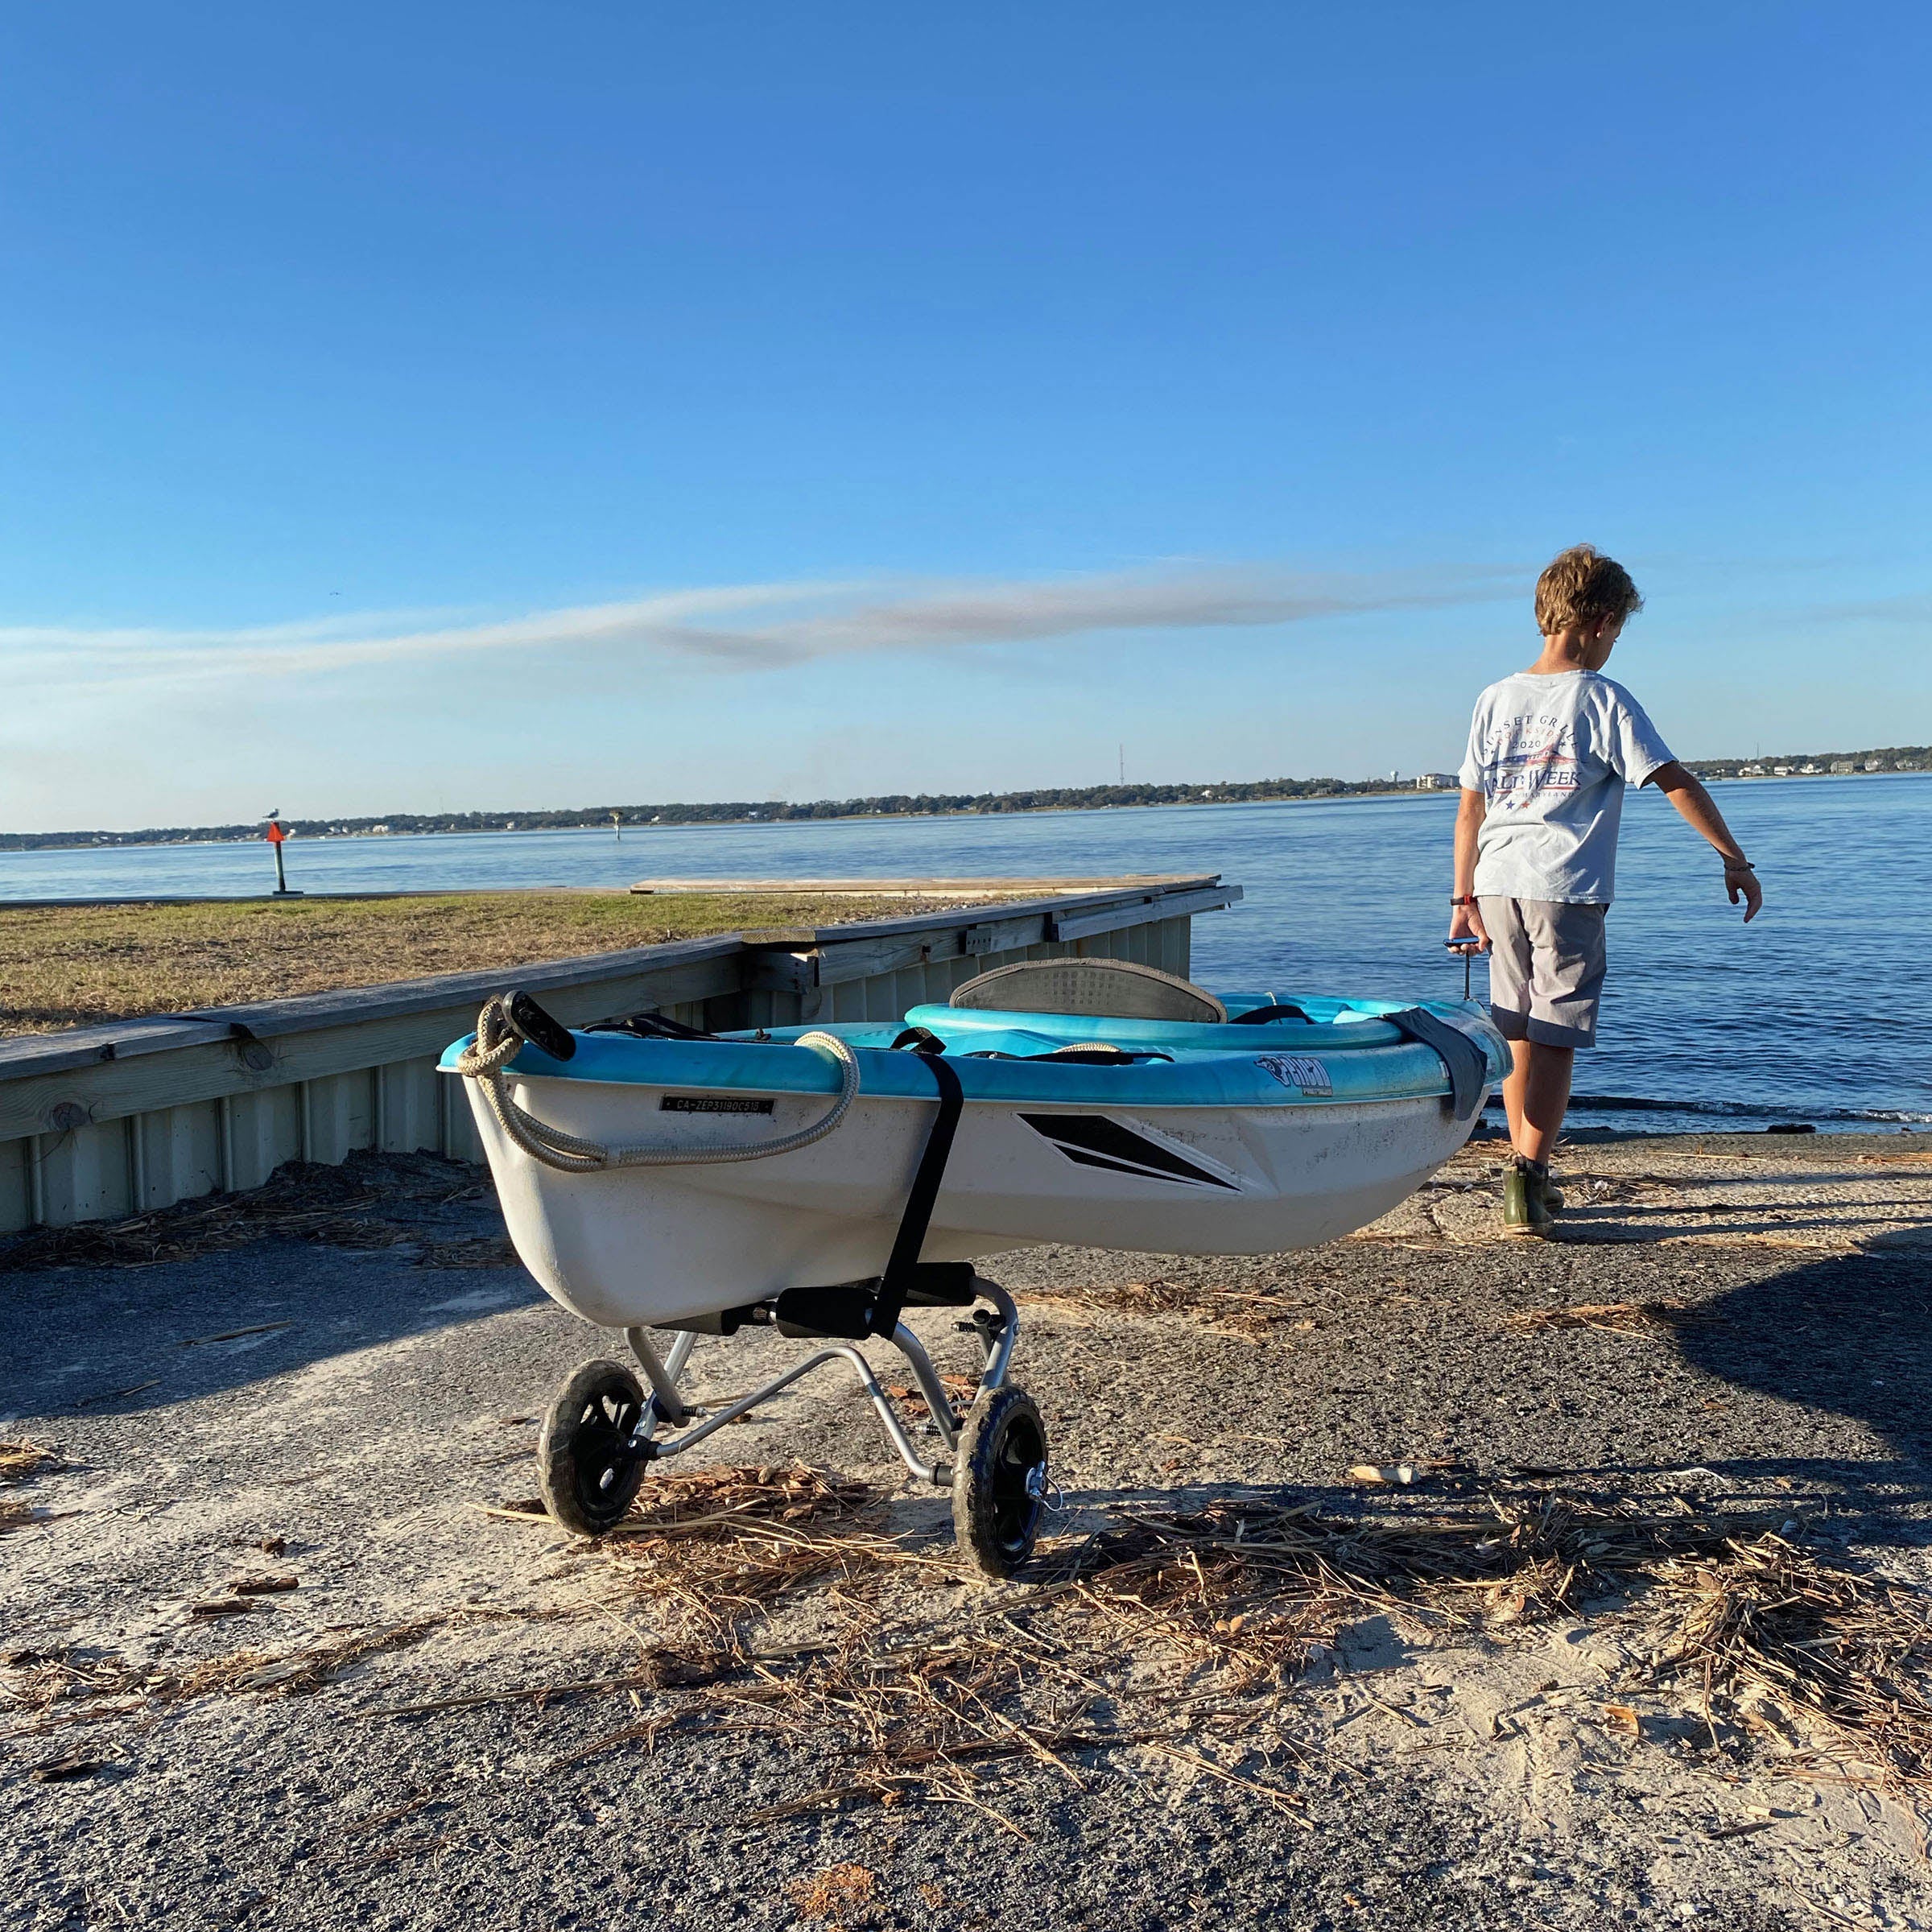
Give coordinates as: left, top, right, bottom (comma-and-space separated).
951, 1384, 1048, 1579
537, 1359, 649, 1536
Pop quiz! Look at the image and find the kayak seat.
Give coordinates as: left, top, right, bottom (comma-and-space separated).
950, 957, 1228, 1025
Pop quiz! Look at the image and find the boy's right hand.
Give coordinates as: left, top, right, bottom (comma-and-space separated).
1725, 861, 1764, 923
1448, 902, 1490, 953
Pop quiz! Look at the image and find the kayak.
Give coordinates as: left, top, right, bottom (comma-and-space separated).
440, 985, 1508, 1331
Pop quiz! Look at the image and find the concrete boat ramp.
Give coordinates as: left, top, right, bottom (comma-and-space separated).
4, 1133, 1930, 1930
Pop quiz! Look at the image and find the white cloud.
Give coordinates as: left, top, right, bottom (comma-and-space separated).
0, 564, 1511, 693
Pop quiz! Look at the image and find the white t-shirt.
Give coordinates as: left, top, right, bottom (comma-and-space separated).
1457, 669, 1674, 905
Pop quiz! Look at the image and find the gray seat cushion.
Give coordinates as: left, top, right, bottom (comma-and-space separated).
949, 958, 1228, 1024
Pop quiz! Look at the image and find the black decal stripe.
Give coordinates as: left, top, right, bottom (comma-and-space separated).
1053, 1146, 1232, 1189
1020, 1113, 1238, 1191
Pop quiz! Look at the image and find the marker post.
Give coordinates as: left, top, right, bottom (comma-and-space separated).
266, 816, 291, 894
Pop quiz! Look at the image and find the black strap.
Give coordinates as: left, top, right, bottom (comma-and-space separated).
584, 1009, 720, 1042
890, 1026, 947, 1055
1230, 1002, 1313, 1025
1382, 1007, 1486, 1122
869, 1051, 964, 1339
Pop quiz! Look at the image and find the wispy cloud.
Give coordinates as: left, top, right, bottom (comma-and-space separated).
2, 564, 1510, 692
1790, 590, 1932, 627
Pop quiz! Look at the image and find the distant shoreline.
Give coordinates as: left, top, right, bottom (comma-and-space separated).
2, 758, 1926, 857
0, 781, 1453, 854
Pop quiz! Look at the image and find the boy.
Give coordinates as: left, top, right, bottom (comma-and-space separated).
1449, 544, 1762, 1236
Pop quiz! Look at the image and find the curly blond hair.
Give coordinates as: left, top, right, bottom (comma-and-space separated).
1534, 545, 1644, 637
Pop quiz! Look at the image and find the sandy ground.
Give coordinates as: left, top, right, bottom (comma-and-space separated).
3, 1130, 1931, 1931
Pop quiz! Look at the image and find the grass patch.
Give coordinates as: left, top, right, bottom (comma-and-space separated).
0, 891, 963, 1035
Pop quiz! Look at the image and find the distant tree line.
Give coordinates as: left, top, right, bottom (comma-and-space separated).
0, 777, 1381, 848
1682, 745, 1928, 781
3, 749, 1925, 851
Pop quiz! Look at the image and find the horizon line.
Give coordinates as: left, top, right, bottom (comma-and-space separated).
2, 746, 1926, 848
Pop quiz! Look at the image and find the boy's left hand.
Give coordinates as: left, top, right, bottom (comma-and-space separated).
1725, 862, 1763, 922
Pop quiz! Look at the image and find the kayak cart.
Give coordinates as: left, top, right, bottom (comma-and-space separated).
445, 961, 1505, 1578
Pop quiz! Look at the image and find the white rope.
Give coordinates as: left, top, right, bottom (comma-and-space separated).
451, 994, 860, 1174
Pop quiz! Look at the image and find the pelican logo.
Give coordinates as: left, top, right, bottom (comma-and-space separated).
1021, 1113, 1239, 1190
1255, 1054, 1332, 1097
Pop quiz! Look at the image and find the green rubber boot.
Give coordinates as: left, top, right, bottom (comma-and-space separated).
1502, 1164, 1554, 1239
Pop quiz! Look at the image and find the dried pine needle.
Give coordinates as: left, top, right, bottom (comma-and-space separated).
0, 1440, 64, 1485
564, 1468, 1932, 1818
14, 1456, 1930, 1824
1505, 1298, 1706, 1338
0, 1150, 506, 1273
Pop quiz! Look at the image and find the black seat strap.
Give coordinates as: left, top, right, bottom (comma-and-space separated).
1230, 1002, 1313, 1025
1382, 1007, 1486, 1122
584, 1009, 720, 1042
869, 1051, 965, 1339
890, 1025, 947, 1055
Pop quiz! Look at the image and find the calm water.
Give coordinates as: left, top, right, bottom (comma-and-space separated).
5, 776, 1929, 1133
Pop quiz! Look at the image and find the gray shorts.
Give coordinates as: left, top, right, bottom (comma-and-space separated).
1478, 897, 1608, 1050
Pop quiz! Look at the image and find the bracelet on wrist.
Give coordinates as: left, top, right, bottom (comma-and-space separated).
1449, 895, 1476, 906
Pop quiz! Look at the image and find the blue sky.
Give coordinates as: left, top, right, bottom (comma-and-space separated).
2, 3, 1927, 829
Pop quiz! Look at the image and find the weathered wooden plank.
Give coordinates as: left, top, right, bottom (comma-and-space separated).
169, 933, 752, 1038
0, 934, 752, 1089
635, 874, 1202, 898
809, 910, 1069, 985
808, 935, 947, 984
1046, 884, 1241, 943
742, 952, 815, 996
0, 1015, 245, 1084
0, 954, 748, 1142
810, 934, 952, 985
735, 878, 1220, 952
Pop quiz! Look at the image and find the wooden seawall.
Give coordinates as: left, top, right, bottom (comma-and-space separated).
0, 875, 1237, 1232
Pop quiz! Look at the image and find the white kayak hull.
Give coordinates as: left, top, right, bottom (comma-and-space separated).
466, 1074, 1474, 1330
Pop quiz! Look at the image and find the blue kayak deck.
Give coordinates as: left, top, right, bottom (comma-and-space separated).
440, 993, 1509, 1112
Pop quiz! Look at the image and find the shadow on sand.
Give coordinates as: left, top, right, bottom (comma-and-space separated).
0, 1235, 551, 1425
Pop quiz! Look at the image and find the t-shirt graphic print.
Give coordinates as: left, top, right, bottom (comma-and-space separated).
1490, 716, 1583, 806
1457, 670, 1673, 905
